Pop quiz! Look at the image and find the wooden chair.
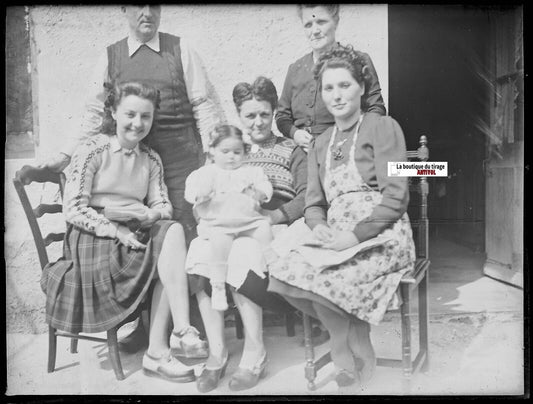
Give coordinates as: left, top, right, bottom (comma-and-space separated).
302, 135, 431, 391
13, 165, 147, 381
233, 306, 296, 340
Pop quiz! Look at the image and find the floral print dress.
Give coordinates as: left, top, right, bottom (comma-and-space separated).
269, 124, 416, 325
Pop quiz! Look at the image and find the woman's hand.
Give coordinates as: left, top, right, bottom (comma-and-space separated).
293, 129, 313, 153
139, 209, 161, 229
260, 208, 284, 225
312, 224, 335, 244
322, 230, 359, 251
116, 224, 147, 250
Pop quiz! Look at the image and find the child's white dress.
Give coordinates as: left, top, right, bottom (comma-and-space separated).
184, 164, 273, 238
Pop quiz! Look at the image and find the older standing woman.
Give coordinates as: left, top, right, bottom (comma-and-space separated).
187, 76, 307, 392
269, 45, 416, 390
276, 4, 386, 152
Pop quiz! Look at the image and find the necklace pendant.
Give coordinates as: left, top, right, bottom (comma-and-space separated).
333, 148, 344, 160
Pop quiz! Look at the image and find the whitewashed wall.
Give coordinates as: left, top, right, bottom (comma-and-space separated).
29, 4, 388, 159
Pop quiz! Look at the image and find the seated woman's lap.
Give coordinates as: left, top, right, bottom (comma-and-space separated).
187, 236, 294, 313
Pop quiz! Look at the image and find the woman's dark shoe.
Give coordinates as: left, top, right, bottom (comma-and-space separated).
196, 352, 230, 393
228, 354, 268, 391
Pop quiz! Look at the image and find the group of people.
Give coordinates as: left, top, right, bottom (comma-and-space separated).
40, 4, 415, 393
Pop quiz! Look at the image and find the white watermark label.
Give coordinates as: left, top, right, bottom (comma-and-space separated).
388, 162, 448, 177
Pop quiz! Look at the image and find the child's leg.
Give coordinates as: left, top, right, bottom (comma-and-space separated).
243, 220, 276, 265
208, 232, 234, 311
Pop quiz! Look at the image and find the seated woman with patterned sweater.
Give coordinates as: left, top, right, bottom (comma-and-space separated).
41, 81, 206, 384
186, 76, 308, 393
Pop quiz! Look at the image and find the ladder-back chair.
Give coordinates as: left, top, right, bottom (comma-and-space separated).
13, 165, 147, 381
302, 135, 431, 391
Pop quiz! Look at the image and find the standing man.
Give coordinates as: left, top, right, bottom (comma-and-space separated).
44, 5, 220, 356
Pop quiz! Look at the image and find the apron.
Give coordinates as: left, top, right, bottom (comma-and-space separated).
269, 116, 416, 325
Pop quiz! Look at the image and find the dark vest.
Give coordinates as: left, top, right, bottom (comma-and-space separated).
106, 32, 196, 133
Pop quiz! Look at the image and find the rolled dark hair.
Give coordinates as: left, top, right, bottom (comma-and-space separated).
232, 76, 278, 112
296, 4, 340, 22
313, 44, 372, 87
101, 81, 160, 135
209, 124, 244, 149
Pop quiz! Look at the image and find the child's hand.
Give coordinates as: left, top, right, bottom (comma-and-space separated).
242, 184, 256, 198
243, 185, 266, 203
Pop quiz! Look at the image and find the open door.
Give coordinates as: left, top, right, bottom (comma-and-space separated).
389, 5, 523, 288
483, 6, 523, 288
388, 5, 488, 251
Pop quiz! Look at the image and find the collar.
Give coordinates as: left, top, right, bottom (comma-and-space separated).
311, 42, 341, 64
127, 32, 160, 57
110, 135, 140, 156
247, 134, 277, 154
337, 113, 364, 134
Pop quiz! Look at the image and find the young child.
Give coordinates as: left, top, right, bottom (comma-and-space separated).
185, 125, 274, 311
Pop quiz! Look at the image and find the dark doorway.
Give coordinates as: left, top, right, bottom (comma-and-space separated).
389, 5, 490, 252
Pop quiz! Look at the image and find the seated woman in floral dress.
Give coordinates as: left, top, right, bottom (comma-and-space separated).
268, 44, 416, 390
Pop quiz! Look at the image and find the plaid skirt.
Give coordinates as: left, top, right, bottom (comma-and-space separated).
40, 220, 175, 333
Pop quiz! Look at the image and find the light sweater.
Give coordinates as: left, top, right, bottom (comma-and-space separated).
63, 134, 172, 238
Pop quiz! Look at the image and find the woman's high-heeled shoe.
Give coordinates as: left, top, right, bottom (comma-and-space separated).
196, 351, 230, 393
228, 353, 268, 391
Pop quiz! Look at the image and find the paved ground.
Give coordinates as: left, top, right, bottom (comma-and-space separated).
5, 236, 524, 397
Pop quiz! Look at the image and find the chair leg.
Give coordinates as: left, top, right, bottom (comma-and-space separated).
70, 334, 79, 354
235, 310, 244, 340
303, 313, 317, 390
418, 272, 430, 372
107, 329, 125, 381
47, 325, 57, 373
285, 312, 296, 337
400, 283, 412, 392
